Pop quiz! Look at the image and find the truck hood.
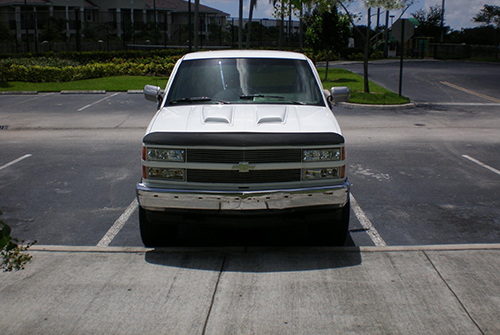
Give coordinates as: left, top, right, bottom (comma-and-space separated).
147, 104, 343, 135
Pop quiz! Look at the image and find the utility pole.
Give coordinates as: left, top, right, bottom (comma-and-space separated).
376, 8, 380, 51
384, 11, 389, 57
188, 0, 192, 51
440, 0, 445, 43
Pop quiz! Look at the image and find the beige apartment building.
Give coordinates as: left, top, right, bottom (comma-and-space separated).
0, 0, 229, 44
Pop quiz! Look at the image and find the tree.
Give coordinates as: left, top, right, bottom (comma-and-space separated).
40, 17, 67, 42
246, 0, 258, 48
194, 0, 200, 51
239, 0, 243, 49
291, 0, 318, 52
473, 4, 500, 28
0, 22, 14, 42
270, 0, 285, 49
305, 3, 351, 79
412, 4, 450, 41
338, 0, 414, 93
447, 26, 500, 46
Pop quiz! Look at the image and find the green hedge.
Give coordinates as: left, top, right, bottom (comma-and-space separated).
0, 61, 175, 82
0, 49, 187, 62
0, 49, 183, 82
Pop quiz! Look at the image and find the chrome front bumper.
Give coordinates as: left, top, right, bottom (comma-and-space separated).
136, 181, 349, 211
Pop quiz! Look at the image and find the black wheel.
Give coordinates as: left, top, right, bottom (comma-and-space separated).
308, 201, 350, 246
139, 207, 178, 247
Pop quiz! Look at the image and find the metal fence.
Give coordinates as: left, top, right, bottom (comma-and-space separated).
0, 10, 302, 53
1, 10, 498, 59
431, 43, 500, 60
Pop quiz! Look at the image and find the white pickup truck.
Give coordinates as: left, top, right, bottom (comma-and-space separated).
137, 50, 351, 247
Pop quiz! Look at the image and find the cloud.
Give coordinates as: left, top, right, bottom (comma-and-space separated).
201, 0, 486, 30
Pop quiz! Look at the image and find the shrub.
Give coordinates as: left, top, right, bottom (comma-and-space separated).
0, 59, 176, 82
1, 210, 36, 272
347, 52, 364, 60
370, 50, 384, 59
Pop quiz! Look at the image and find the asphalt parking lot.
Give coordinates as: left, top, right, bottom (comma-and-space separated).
1, 60, 499, 248
1, 59, 500, 335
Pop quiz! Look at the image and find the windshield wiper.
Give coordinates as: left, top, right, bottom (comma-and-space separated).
169, 97, 230, 104
240, 94, 306, 105
240, 94, 285, 100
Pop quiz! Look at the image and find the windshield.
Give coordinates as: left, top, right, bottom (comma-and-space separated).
165, 58, 324, 106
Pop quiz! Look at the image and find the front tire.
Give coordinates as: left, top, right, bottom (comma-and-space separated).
308, 201, 350, 246
139, 207, 178, 247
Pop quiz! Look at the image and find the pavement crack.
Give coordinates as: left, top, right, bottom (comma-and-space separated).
201, 253, 227, 335
423, 251, 485, 335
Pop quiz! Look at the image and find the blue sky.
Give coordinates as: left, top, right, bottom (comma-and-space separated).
200, 0, 489, 31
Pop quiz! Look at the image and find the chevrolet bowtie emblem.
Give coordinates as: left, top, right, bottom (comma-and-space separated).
232, 162, 255, 173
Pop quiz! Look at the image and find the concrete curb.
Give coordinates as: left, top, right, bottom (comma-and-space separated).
60, 90, 106, 94
0, 91, 38, 95
0, 90, 415, 110
338, 101, 417, 110
29, 243, 500, 254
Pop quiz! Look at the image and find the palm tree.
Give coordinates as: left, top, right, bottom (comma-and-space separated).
269, 0, 284, 49
246, 0, 258, 49
194, 0, 199, 51
292, 0, 311, 52
238, 0, 243, 49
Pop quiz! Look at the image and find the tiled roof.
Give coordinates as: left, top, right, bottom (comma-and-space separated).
145, 0, 229, 16
0, 0, 230, 15
0, 0, 52, 5
84, 0, 98, 8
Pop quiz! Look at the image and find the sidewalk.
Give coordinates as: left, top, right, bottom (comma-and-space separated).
1, 244, 500, 335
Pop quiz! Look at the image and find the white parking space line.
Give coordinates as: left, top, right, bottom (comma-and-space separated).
77, 92, 120, 112
0, 154, 32, 171
0, 93, 55, 111
96, 199, 138, 247
440, 81, 500, 103
422, 102, 500, 107
350, 194, 387, 247
462, 155, 500, 177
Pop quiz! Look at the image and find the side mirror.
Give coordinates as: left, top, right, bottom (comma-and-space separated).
323, 89, 331, 100
144, 85, 163, 103
330, 86, 350, 103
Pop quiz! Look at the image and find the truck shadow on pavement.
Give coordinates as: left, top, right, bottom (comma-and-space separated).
144, 228, 361, 273
144, 247, 362, 273
165, 225, 357, 248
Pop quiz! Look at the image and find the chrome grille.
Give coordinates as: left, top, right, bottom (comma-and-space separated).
187, 169, 301, 184
187, 149, 301, 164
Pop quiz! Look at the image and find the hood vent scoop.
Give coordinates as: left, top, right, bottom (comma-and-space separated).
202, 106, 234, 124
256, 106, 287, 124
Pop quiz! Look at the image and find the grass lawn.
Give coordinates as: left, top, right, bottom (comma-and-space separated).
0, 75, 169, 92
318, 68, 410, 105
1, 68, 410, 105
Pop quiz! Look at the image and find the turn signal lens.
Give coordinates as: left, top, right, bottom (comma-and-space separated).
146, 148, 185, 162
146, 167, 185, 181
302, 167, 341, 180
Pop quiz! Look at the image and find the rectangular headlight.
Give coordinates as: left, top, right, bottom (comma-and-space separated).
302, 168, 341, 180
303, 148, 342, 162
146, 148, 185, 162
147, 167, 185, 181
